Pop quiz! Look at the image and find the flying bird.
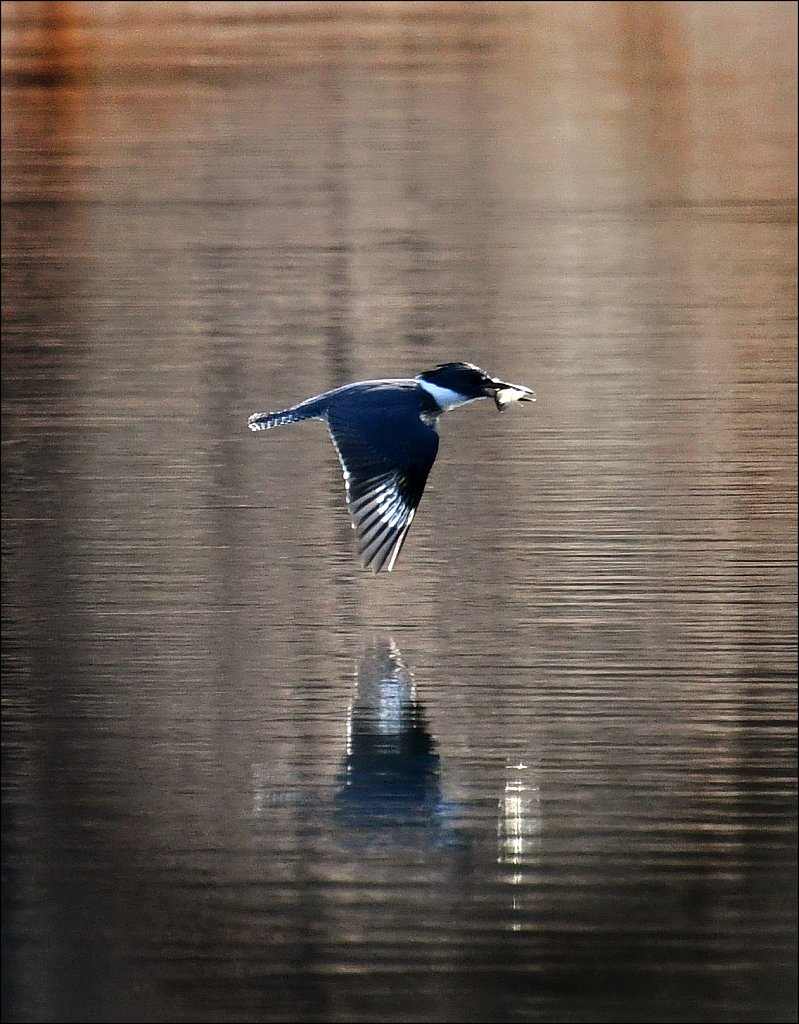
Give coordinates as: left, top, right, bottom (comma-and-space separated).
248, 361, 535, 572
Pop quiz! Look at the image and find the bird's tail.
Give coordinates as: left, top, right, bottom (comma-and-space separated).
248, 395, 326, 432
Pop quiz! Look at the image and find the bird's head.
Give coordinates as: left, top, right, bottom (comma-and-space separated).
417, 362, 536, 412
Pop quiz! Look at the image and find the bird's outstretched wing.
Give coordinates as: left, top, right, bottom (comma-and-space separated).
325, 390, 439, 573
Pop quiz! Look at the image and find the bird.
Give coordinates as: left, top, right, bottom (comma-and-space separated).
248, 361, 535, 573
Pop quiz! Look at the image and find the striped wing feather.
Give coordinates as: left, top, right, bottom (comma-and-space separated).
325, 397, 439, 572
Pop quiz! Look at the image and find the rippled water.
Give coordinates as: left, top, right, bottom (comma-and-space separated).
2, 4, 797, 1023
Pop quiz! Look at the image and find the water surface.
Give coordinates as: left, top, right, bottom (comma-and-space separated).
2, 4, 797, 1022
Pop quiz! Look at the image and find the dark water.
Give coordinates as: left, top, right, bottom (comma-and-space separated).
2, 4, 797, 1022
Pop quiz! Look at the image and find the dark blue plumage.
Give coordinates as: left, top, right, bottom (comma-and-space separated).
248, 362, 535, 572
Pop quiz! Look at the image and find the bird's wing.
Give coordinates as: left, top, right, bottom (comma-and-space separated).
325, 395, 439, 573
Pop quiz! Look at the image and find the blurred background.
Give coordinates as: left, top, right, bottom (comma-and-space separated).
2, 3, 797, 1022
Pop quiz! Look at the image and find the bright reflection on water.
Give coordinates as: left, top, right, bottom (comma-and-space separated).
2, 3, 797, 1023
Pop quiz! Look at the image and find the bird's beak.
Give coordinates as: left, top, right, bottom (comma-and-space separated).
487, 379, 536, 411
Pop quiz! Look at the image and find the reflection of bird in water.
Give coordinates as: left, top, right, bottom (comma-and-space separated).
333, 638, 453, 843
248, 362, 535, 571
